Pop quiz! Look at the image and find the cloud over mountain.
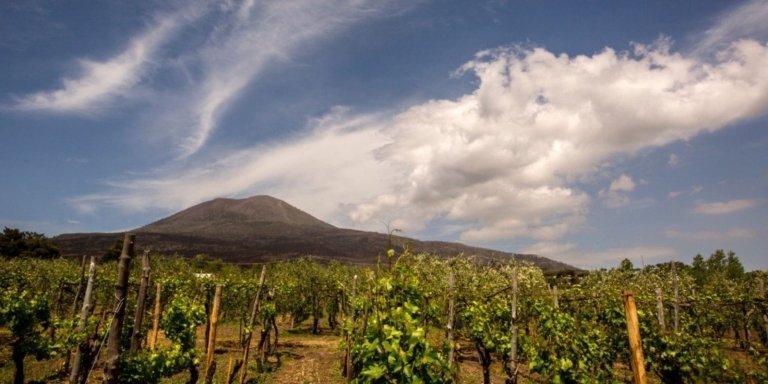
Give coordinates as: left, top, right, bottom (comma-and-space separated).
73, 38, 768, 246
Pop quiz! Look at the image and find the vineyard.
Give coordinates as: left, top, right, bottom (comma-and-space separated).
1, 233, 767, 383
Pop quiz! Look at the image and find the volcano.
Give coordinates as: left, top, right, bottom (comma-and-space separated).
54, 195, 578, 273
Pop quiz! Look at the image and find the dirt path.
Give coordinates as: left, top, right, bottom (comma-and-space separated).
269, 330, 511, 384
271, 331, 346, 384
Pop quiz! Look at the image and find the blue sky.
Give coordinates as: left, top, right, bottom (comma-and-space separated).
1, 0, 767, 270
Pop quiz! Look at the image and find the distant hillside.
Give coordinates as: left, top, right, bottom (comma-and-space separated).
54, 195, 579, 273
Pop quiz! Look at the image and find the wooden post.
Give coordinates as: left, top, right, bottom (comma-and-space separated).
225, 353, 236, 384
203, 286, 213, 359
447, 272, 456, 369
148, 282, 162, 350
104, 233, 135, 384
52, 281, 65, 338
130, 250, 151, 353
623, 291, 647, 384
346, 274, 357, 381
552, 285, 559, 309
239, 265, 267, 384
63, 255, 88, 375
672, 263, 679, 333
205, 284, 223, 383
741, 303, 751, 350
760, 279, 768, 346
509, 269, 519, 383
70, 255, 89, 316
69, 256, 97, 384
655, 288, 665, 332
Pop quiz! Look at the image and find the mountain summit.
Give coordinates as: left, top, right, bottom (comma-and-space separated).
137, 195, 334, 239
54, 195, 578, 273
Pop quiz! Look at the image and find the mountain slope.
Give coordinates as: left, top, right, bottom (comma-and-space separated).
54, 195, 579, 273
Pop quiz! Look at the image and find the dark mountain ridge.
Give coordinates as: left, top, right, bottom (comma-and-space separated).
54, 195, 579, 273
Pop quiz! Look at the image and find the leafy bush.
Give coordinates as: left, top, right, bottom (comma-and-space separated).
118, 293, 205, 383
523, 302, 621, 384
350, 253, 452, 384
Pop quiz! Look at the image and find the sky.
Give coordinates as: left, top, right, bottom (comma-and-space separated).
1, 0, 767, 270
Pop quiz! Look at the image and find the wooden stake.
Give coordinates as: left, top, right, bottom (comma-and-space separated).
447, 272, 456, 369
655, 288, 665, 332
623, 291, 647, 384
205, 284, 223, 382
63, 255, 88, 375
552, 285, 559, 309
239, 265, 267, 384
104, 233, 135, 384
672, 263, 679, 333
509, 269, 519, 383
148, 282, 162, 350
346, 275, 357, 381
70, 255, 88, 317
130, 250, 151, 353
760, 279, 768, 346
69, 256, 97, 384
225, 354, 234, 384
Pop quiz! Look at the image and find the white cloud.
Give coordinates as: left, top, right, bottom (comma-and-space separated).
599, 174, 637, 208
668, 153, 679, 166
351, 39, 768, 240
609, 174, 636, 192
665, 227, 755, 241
12, 8, 199, 114
691, 199, 764, 215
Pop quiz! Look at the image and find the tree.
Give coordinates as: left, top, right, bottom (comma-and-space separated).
619, 258, 634, 272
0, 227, 60, 259
724, 251, 744, 280
692, 254, 706, 286
102, 238, 123, 262
0, 289, 56, 384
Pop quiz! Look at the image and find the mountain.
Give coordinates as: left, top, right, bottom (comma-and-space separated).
54, 195, 579, 273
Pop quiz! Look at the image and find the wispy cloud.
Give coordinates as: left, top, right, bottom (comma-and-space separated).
170, 0, 410, 157
575, 246, 678, 268
665, 227, 755, 241
524, 243, 678, 269
10, 0, 407, 158
68, 108, 396, 224
691, 199, 764, 215
521, 241, 576, 256
692, 0, 768, 56
668, 185, 702, 199
12, 7, 200, 114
